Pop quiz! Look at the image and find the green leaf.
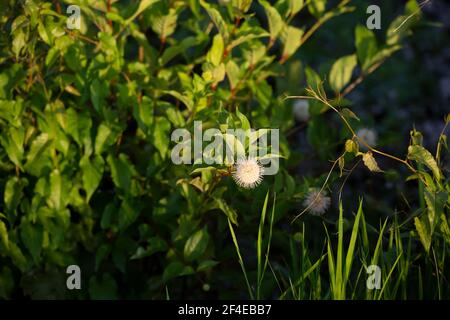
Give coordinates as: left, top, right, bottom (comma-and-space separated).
308, 0, 327, 18
200, 0, 230, 44
329, 54, 357, 92
214, 198, 238, 225
151, 8, 178, 40
163, 262, 195, 282
4, 177, 25, 213
405, 0, 422, 17
407, 145, 441, 181
288, 0, 304, 17
49, 169, 64, 211
153, 117, 171, 158
160, 36, 200, 66
112, 243, 127, 273
414, 216, 431, 253
8, 242, 27, 272
37, 21, 52, 45
207, 34, 224, 66
226, 60, 240, 90
236, 107, 251, 131
223, 133, 245, 164
107, 153, 135, 191
424, 190, 447, 233
90, 79, 108, 114
0, 221, 9, 251
163, 90, 194, 111
341, 108, 360, 121
125, 0, 160, 25
259, 1, 284, 44
233, 0, 253, 13
66, 108, 93, 152
227, 29, 269, 52
80, 155, 105, 201
95, 123, 120, 155
118, 198, 142, 231
0, 127, 25, 167
184, 228, 210, 261
130, 237, 168, 259
24, 133, 52, 175
440, 214, 450, 246
0, 267, 14, 298
20, 222, 43, 263
12, 28, 27, 58
202, 62, 226, 83
386, 14, 414, 46
89, 274, 118, 300
197, 260, 219, 272
133, 96, 154, 132
305, 66, 324, 94
281, 26, 304, 63
355, 24, 378, 71
95, 244, 111, 271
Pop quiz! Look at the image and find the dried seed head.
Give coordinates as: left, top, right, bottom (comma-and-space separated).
293, 99, 310, 122
303, 189, 331, 215
356, 128, 377, 150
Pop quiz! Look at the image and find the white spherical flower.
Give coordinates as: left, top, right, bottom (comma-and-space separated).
232, 157, 264, 189
356, 128, 377, 150
303, 189, 331, 216
293, 99, 310, 122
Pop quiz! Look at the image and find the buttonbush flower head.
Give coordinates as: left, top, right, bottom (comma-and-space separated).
293, 99, 310, 122
232, 157, 264, 189
356, 128, 377, 150
303, 188, 331, 215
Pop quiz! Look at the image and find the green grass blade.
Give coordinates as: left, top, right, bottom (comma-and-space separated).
345, 200, 363, 282
228, 218, 255, 299
279, 253, 326, 299
371, 218, 388, 266
324, 224, 336, 298
336, 202, 344, 299
262, 193, 276, 291
256, 190, 270, 299
377, 251, 403, 300
360, 205, 370, 254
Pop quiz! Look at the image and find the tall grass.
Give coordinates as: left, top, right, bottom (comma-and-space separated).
228, 190, 276, 299
229, 192, 448, 300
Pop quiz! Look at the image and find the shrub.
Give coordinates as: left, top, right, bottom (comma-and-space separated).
0, 0, 448, 299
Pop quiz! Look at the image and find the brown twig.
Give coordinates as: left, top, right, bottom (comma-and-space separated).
107, 0, 113, 28
341, 59, 385, 97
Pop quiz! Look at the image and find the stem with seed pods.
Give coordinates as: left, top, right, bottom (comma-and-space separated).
285, 89, 418, 174
287, 85, 426, 222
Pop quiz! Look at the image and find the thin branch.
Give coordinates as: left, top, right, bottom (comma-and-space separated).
300, 0, 353, 47
341, 58, 385, 97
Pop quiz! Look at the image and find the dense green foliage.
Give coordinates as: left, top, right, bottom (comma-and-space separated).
0, 0, 448, 299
